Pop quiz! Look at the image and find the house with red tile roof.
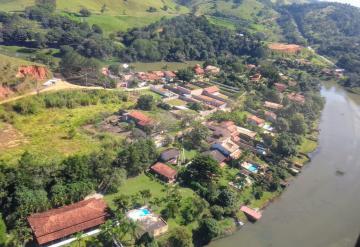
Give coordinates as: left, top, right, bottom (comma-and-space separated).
203, 86, 229, 103
124, 111, 154, 129
150, 162, 178, 183
265, 110, 277, 123
27, 198, 108, 246
194, 64, 205, 75
264, 101, 284, 111
287, 93, 305, 104
247, 115, 265, 127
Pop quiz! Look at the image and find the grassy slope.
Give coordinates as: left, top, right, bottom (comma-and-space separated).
0, 97, 131, 164
0, 54, 31, 86
0, 0, 189, 33
191, 0, 283, 41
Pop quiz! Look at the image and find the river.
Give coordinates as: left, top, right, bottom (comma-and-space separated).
211, 83, 360, 247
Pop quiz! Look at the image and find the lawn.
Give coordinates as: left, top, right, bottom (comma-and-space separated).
299, 137, 318, 154
104, 173, 196, 209
166, 98, 187, 107
0, 102, 130, 164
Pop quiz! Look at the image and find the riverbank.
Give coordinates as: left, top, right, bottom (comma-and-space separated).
211, 82, 360, 247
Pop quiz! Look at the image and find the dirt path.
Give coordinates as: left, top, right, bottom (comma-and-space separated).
0, 123, 27, 149
0, 80, 104, 105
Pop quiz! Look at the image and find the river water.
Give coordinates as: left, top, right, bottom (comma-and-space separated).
211, 83, 360, 247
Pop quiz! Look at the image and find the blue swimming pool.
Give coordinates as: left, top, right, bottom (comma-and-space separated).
128, 208, 152, 220
248, 164, 258, 173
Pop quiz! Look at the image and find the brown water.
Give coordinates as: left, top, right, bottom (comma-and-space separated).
211, 83, 360, 247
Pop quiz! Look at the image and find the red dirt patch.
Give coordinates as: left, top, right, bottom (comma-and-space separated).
16, 65, 49, 81
0, 86, 14, 100
0, 123, 27, 149
268, 43, 302, 54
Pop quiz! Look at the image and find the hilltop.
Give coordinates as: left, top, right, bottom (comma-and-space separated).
0, 0, 188, 34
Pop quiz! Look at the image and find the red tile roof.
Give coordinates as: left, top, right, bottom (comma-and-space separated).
151, 162, 177, 180
204, 86, 220, 94
247, 115, 265, 126
194, 64, 204, 75
128, 111, 153, 126
28, 199, 108, 245
240, 206, 262, 221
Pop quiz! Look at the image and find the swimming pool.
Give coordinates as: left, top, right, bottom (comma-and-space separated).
127, 208, 152, 221
241, 162, 259, 173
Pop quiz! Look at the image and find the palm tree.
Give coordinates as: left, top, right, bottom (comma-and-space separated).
73, 231, 83, 247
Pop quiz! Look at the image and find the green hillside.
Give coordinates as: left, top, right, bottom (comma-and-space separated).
0, 0, 189, 33
0, 54, 32, 87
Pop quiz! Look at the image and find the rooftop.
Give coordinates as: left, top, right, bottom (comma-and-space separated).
240, 206, 262, 221
150, 162, 178, 180
28, 199, 107, 245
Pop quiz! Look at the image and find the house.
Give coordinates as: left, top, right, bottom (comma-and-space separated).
265, 110, 277, 123
202, 150, 227, 168
203, 85, 219, 95
250, 73, 262, 83
194, 64, 205, 76
236, 126, 257, 143
150, 85, 177, 98
240, 206, 262, 221
205, 65, 220, 74
247, 115, 265, 127
164, 71, 176, 81
192, 94, 227, 108
176, 84, 203, 96
27, 198, 108, 246
123, 111, 153, 129
274, 83, 288, 93
264, 101, 283, 111
287, 93, 305, 104
127, 207, 168, 237
203, 86, 229, 102
212, 139, 242, 159
160, 148, 180, 164
150, 162, 178, 183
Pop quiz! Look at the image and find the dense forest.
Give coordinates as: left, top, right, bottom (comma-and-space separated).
277, 2, 360, 88
117, 15, 265, 62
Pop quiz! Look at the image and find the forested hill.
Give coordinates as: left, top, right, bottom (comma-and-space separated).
278, 2, 360, 89
118, 15, 265, 62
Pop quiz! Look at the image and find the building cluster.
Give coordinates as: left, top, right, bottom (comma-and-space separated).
102, 63, 221, 89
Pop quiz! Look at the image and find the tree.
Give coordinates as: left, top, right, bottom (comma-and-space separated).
184, 155, 221, 185
79, 8, 91, 17
216, 187, 237, 208
168, 227, 193, 247
136, 95, 156, 111
183, 122, 210, 149
0, 214, 6, 246
289, 113, 307, 135
114, 139, 157, 176
187, 102, 203, 112
273, 133, 297, 157
139, 189, 152, 205
195, 218, 221, 245
177, 68, 195, 81
113, 194, 131, 213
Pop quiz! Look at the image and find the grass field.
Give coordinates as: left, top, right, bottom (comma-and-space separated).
0, 100, 131, 164
0, 0, 188, 33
